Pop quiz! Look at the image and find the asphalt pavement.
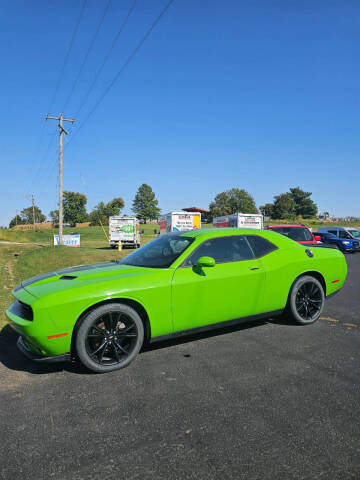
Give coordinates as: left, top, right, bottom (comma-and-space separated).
0, 254, 359, 480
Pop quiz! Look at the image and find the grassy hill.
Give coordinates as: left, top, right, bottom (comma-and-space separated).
0, 224, 160, 246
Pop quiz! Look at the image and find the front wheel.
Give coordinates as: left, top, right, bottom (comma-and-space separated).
287, 275, 325, 325
75, 303, 144, 373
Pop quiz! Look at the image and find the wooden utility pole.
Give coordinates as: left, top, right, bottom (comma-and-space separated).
31, 195, 36, 231
46, 113, 75, 245
25, 194, 36, 231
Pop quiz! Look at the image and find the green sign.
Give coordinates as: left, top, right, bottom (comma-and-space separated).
121, 225, 134, 233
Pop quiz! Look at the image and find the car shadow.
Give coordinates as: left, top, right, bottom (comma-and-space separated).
0, 325, 89, 375
0, 316, 288, 376
141, 318, 271, 354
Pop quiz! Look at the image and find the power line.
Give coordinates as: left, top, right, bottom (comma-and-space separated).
67, 0, 175, 148
47, 0, 87, 115
27, 130, 57, 194
62, 0, 112, 112
27, 1, 87, 196
75, 0, 137, 118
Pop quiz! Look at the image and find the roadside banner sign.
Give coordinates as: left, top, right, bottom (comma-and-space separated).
53, 234, 80, 247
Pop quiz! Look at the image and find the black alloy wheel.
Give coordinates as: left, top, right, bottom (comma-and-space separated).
86, 312, 137, 365
288, 275, 325, 325
75, 303, 144, 373
295, 282, 323, 322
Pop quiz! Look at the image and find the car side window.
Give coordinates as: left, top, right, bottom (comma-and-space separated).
184, 236, 254, 266
339, 231, 351, 239
328, 230, 337, 235
246, 236, 277, 258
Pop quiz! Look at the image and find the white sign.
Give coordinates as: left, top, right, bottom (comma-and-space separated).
53, 234, 80, 247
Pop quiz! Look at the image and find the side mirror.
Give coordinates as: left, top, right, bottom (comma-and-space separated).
197, 256, 215, 268
314, 235, 321, 242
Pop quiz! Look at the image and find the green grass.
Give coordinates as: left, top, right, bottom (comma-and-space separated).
0, 224, 160, 246
0, 243, 39, 328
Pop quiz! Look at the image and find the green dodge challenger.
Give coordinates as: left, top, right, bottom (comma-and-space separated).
6, 228, 347, 373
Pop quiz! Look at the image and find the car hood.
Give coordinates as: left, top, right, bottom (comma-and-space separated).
14, 262, 163, 299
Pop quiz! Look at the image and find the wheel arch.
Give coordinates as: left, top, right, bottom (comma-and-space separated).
70, 298, 151, 359
293, 270, 327, 296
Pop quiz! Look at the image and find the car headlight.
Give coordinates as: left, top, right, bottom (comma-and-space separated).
342, 241, 351, 245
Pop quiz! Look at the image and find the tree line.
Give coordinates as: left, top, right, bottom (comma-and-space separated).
208, 186, 317, 220
9, 184, 317, 228
9, 184, 161, 228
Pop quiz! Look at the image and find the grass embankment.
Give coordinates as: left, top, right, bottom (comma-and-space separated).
0, 224, 160, 245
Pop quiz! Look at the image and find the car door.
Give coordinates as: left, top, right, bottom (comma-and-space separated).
171, 235, 265, 332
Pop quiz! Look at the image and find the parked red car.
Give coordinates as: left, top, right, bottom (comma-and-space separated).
264, 225, 320, 245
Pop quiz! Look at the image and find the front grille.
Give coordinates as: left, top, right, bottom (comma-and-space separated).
9, 300, 33, 321
353, 242, 359, 248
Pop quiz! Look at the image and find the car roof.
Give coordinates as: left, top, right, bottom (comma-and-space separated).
180, 228, 265, 237
178, 227, 299, 248
266, 225, 309, 229
318, 226, 347, 231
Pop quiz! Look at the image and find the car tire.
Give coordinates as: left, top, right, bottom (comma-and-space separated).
287, 275, 325, 325
75, 303, 144, 373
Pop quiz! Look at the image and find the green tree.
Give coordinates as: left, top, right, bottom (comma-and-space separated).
9, 215, 25, 228
132, 184, 160, 223
209, 192, 232, 218
49, 210, 59, 225
289, 187, 317, 218
272, 193, 295, 219
209, 188, 258, 218
107, 197, 125, 215
63, 191, 88, 225
259, 203, 274, 217
20, 205, 46, 224
89, 197, 125, 226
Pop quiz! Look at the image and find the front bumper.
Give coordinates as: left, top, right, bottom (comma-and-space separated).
17, 336, 71, 363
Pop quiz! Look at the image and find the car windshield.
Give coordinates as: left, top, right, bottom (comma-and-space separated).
274, 227, 313, 242
349, 230, 360, 238
120, 234, 194, 268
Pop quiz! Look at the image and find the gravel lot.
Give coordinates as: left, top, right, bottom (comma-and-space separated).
0, 254, 359, 480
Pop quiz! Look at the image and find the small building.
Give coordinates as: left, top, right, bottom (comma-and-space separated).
182, 206, 210, 223
182, 207, 209, 214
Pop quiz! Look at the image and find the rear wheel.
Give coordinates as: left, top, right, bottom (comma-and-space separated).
75, 303, 144, 373
287, 275, 325, 325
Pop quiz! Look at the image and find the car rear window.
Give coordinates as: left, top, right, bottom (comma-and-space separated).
274, 227, 313, 242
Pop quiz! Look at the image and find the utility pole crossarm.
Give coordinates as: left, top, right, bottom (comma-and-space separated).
45, 113, 75, 246
46, 114, 75, 123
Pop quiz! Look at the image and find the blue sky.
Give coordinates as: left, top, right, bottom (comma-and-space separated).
0, 0, 359, 226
